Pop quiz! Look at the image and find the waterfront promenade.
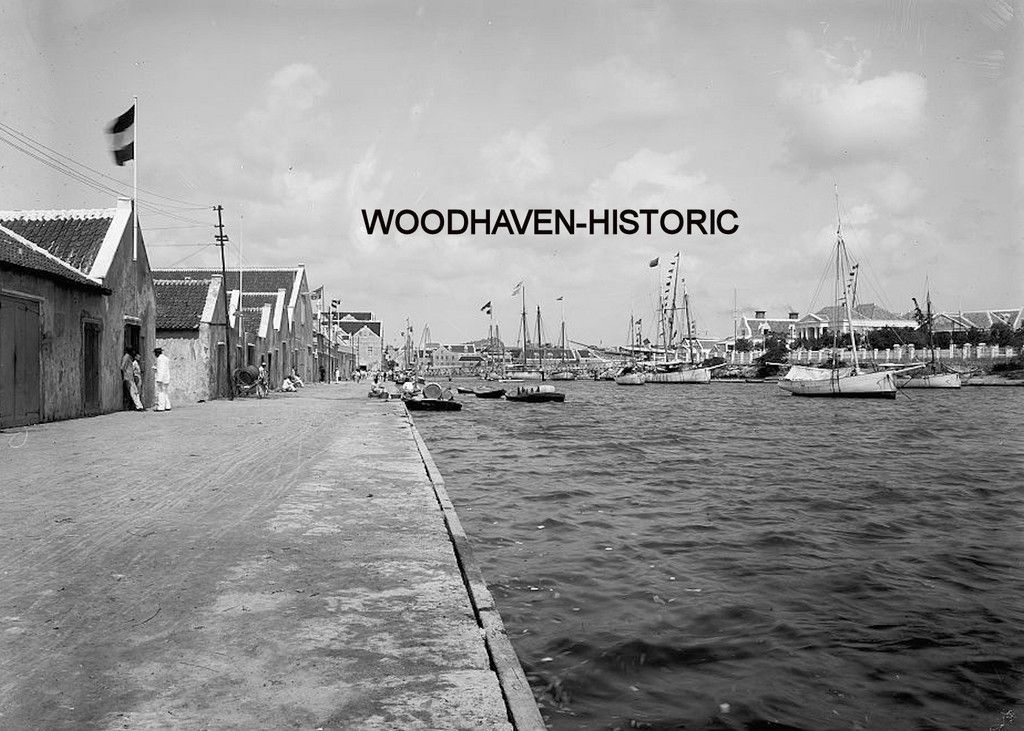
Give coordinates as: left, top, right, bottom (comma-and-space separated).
0, 384, 542, 730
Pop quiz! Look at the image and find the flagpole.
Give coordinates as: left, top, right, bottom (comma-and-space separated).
132, 94, 138, 261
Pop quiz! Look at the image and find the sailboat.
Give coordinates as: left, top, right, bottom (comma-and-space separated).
899, 291, 961, 389
645, 253, 720, 384
614, 314, 646, 385
506, 284, 544, 381
779, 192, 918, 399
549, 304, 576, 380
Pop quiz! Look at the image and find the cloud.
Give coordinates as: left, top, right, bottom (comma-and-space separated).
778, 31, 927, 166
870, 166, 924, 213
585, 148, 731, 209
480, 128, 553, 189
572, 55, 683, 120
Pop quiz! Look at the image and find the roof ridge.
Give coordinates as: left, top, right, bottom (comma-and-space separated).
154, 278, 209, 285
0, 208, 116, 220
155, 266, 301, 272
0, 222, 100, 283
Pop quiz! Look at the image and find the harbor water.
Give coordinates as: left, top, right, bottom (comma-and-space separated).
413, 381, 1024, 730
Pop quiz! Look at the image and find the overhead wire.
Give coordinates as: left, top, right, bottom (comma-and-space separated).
0, 119, 206, 208
0, 121, 212, 227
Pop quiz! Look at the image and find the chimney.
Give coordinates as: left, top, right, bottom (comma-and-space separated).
755, 310, 766, 319
789, 311, 799, 320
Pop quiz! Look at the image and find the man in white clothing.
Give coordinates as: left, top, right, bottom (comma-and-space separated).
152, 347, 172, 411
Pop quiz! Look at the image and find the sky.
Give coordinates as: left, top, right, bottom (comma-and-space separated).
1, 0, 1021, 348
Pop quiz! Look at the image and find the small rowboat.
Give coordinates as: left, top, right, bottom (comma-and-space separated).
474, 388, 506, 399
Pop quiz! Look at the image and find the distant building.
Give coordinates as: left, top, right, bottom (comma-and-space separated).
324, 311, 383, 371
929, 308, 1023, 336
155, 266, 316, 384
739, 310, 802, 346
794, 304, 917, 341
153, 276, 231, 404
0, 199, 156, 427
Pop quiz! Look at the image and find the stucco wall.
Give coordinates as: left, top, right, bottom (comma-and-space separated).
155, 333, 208, 405
2, 268, 108, 422
100, 214, 157, 408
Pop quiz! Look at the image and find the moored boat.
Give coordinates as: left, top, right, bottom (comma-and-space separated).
898, 371, 961, 389
404, 381, 463, 410
779, 187, 903, 400
474, 388, 506, 398
645, 366, 717, 384
505, 384, 566, 402
404, 397, 463, 411
779, 369, 899, 398
898, 292, 962, 389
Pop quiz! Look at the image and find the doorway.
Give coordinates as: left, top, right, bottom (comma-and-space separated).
0, 295, 42, 428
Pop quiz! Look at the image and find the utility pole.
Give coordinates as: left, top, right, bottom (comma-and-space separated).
215, 204, 234, 400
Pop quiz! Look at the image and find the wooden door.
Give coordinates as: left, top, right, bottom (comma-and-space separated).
83, 322, 101, 412
0, 295, 41, 428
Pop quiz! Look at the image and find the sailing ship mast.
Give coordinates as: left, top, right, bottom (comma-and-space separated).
664, 253, 681, 363
536, 306, 544, 374
835, 186, 860, 373
519, 284, 529, 369
682, 283, 695, 364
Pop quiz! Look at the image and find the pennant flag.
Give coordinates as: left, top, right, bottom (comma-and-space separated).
511, 281, 523, 296
480, 301, 492, 315
107, 104, 135, 166
556, 296, 563, 301
310, 286, 323, 301
648, 257, 659, 268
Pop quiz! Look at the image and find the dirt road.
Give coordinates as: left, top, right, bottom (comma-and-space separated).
0, 384, 516, 729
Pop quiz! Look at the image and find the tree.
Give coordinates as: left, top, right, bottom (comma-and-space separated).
734, 337, 753, 352
756, 333, 789, 377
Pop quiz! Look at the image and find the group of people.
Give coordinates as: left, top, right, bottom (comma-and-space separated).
121, 347, 172, 412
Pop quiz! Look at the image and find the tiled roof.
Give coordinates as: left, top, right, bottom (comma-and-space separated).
241, 291, 282, 308
337, 320, 381, 337
154, 279, 211, 330
0, 209, 114, 273
155, 268, 300, 304
745, 317, 798, 335
0, 226, 108, 292
811, 303, 908, 323
338, 311, 373, 321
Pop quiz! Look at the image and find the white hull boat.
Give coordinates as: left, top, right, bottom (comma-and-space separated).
645, 367, 713, 384
614, 373, 646, 385
507, 370, 544, 381
898, 371, 961, 389
783, 364, 854, 381
779, 369, 898, 398
549, 371, 577, 381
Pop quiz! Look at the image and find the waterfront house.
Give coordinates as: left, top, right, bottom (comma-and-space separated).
794, 303, 917, 341
739, 310, 802, 346
929, 308, 1023, 337
0, 199, 156, 427
153, 275, 231, 404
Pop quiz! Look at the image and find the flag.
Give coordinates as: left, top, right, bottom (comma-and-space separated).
556, 296, 563, 301
648, 257, 659, 268
480, 301, 492, 315
310, 286, 323, 301
511, 281, 523, 296
107, 104, 135, 166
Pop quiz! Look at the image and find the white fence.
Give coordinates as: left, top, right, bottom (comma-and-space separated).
728, 345, 1019, 365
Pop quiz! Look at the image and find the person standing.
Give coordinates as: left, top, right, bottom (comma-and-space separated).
128, 353, 144, 411
120, 347, 135, 410
152, 347, 171, 412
